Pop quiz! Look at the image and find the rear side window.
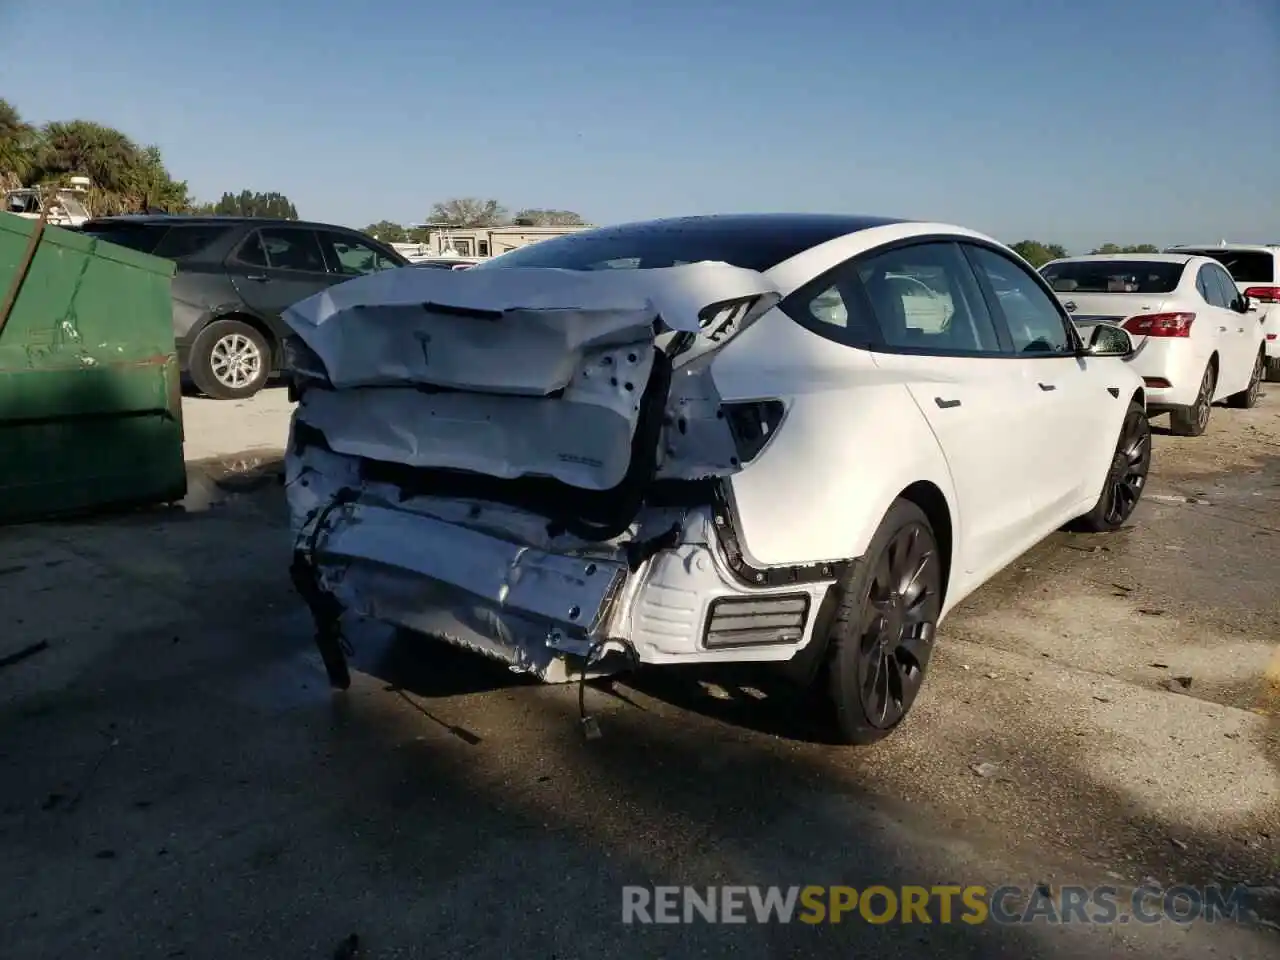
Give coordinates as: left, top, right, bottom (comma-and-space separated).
82, 223, 168, 254
150, 225, 232, 260
234, 228, 327, 273
1174, 250, 1274, 284
1197, 265, 1229, 307
785, 241, 1003, 355
1041, 259, 1185, 294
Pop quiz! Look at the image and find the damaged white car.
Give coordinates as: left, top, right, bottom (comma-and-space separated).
282, 214, 1150, 745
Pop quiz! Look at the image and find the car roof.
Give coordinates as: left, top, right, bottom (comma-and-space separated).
575, 213, 907, 243
1049, 253, 1195, 265
1165, 242, 1280, 254
479, 213, 913, 274
82, 214, 366, 232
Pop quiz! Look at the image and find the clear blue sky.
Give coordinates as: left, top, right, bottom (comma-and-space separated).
2, 0, 1277, 252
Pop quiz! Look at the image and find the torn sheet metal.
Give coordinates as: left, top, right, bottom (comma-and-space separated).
281, 261, 780, 390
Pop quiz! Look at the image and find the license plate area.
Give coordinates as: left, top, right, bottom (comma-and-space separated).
317, 504, 627, 633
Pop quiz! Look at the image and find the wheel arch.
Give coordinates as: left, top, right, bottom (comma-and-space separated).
897, 480, 954, 609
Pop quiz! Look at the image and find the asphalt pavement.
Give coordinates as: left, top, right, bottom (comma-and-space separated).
0, 387, 1276, 959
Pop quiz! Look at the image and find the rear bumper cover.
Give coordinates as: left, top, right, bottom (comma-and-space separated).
292, 461, 838, 682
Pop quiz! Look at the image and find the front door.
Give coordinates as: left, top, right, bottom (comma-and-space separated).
961, 243, 1118, 525
227, 227, 336, 321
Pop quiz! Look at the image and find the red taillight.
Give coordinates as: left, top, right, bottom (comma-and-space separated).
1122, 312, 1195, 337
1244, 286, 1280, 303
1142, 377, 1172, 389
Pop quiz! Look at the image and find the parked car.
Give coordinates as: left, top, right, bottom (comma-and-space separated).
281, 213, 1149, 745
78, 216, 410, 399
1041, 253, 1265, 436
1163, 243, 1280, 383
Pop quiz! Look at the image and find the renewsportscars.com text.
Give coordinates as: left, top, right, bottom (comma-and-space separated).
621, 884, 1248, 925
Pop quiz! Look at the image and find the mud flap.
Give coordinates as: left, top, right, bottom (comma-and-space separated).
289, 550, 351, 690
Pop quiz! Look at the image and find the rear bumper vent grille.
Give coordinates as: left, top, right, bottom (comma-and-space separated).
702, 594, 811, 649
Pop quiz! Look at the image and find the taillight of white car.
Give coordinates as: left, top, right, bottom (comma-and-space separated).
1243, 285, 1280, 304
1121, 312, 1195, 338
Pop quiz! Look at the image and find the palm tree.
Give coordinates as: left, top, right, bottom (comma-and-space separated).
31, 120, 190, 213
0, 98, 38, 190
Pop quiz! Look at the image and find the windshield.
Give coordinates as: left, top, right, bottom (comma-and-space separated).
1040, 259, 1185, 294
55, 194, 89, 218
1170, 250, 1274, 284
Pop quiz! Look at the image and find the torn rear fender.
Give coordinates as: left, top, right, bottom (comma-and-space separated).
281, 261, 780, 391
284, 262, 782, 490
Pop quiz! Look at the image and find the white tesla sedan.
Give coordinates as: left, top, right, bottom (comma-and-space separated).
1041, 253, 1266, 436
281, 215, 1149, 745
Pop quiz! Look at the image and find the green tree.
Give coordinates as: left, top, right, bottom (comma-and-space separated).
511, 208, 586, 226
429, 197, 507, 227
1089, 243, 1159, 255
210, 190, 298, 219
1009, 240, 1068, 267
0, 98, 38, 190
30, 119, 191, 213
361, 220, 410, 242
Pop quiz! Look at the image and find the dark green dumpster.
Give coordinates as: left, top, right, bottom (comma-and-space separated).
0, 210, 186, 523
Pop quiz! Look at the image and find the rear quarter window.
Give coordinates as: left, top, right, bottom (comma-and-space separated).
82, 224, 168, 254
151, 225, 232, 260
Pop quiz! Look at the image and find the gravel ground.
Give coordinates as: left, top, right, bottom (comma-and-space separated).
0, 386, 1277, 959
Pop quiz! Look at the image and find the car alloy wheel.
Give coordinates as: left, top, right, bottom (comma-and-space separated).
1193, 365, 1214, 431
210, 332, 263, 390
853, 520, 942, 730
1226, 351, 1265, 409
1104, 405, 1151, 525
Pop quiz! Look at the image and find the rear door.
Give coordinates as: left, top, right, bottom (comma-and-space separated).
1195, 263, 1250, 394
227, 226, 335, 321
841, 240, 1039, 576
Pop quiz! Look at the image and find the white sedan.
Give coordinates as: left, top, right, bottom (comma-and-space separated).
1041, 253, 1266, 435
281, 215, 1150, 745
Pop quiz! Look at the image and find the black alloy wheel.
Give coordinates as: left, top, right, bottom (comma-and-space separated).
824, 499, 942, 745
1070, 400, 1151, 533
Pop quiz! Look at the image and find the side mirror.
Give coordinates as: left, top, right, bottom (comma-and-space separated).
1234, 294, 1252, 314
1084, 323, 1134, 357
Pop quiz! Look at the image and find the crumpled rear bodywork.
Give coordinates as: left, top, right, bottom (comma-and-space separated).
283, 261, 833, 682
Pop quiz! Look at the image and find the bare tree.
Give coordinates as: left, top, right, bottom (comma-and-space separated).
429, 197, 508, 227
512, 208, 586, 227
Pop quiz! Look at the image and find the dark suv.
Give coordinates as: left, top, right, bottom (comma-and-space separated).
78, 215, 409, 399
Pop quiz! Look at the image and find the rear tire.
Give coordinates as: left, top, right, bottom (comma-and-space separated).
189, 319, 271, 400
822, 499, 943, 746
1069, 401, 1150, 532
1225, 350, 1264, 409
1168, 362, 1216, 437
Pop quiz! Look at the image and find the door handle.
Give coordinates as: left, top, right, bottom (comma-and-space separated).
244, 274, 270, 281
934, 397, 961, 409
1037, 382, 1056, 391
1218, 326, 1228, 332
